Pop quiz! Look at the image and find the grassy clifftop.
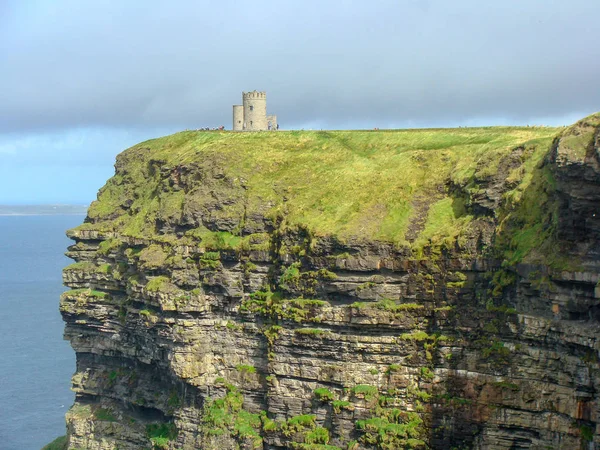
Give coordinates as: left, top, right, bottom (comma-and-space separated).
84, 126, 561, 248
79, 113, 600, 266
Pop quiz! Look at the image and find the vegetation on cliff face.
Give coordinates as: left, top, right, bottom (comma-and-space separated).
79, 125, 563, 258
493, 112, 600, 269
41, 436, 68, 450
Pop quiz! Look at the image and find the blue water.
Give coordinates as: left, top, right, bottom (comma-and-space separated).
0, 215, 83, 450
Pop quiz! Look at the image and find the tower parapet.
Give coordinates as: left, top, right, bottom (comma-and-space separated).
243, 91, 267, 101
232, 91, 278, 131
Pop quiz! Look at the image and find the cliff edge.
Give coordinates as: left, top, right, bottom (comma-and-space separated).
59, 115, 600, 449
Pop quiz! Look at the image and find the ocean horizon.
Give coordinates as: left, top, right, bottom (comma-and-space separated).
0, 205, 89, 216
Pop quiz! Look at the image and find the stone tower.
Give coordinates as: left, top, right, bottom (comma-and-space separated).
232, 105, 244, 131
232, 91, 278, 131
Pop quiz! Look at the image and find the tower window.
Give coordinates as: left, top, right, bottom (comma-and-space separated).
249, 106, 254, 111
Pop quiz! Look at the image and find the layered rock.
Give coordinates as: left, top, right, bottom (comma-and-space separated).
60, 116, 600, 449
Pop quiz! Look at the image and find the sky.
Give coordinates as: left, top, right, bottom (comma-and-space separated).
1, 0, 599, 204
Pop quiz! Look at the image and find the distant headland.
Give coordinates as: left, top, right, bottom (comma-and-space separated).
0, 205, 88, 216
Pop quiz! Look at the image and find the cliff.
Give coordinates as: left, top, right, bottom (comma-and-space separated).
59, 114, 600, 449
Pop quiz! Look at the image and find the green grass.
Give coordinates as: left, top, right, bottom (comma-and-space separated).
332, 400, 353, 413
578, 423, 595, 442
492, 380, 520, 391
240, 289, 328, 323
147, 423, 177, 449
355, 410, 425, 449
351, 298, 424, 315
414, 197, 472, 251
556, 113, 600, 160
42, 436, 68, 450
203, 251, 221, 260
63, 261, 114, 276
187, 229, 245, 250
295, 328, 328, 337
146, 276, 171, 292
284, 414, 317, 433
139, 309, 158, 324
235, 364, 257, 374
293, 444, 342, 450
313, 387, 335, 401
420, 367, 434, 380
138, 244, 168, 269
351, 385, 379, 400
97, 237, 122, 255
399, 331, 434, 341
386, 364, 401, 374
77, 125, 561, 251
94, 407, 117, 422
63, 289, 108, 299
201, 384, 262, 446
305, 426, 330, 445
64, 261, 97, 271
98, 263, 112, 273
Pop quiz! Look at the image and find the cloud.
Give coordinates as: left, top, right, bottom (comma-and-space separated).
2, 0, 598, 203
1, 0, 598, 134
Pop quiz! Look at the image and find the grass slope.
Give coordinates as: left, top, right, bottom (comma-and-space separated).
42, 435, 68, 450
84, 126, 560, 253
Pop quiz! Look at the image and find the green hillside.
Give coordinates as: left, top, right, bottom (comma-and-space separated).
78, 123, 579, 262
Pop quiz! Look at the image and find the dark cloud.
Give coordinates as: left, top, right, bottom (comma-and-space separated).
1, 0, 599, 133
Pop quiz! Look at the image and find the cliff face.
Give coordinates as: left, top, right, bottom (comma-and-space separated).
60, 115, 600, 449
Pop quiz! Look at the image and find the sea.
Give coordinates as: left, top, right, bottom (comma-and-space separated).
0, 213, 85, 450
